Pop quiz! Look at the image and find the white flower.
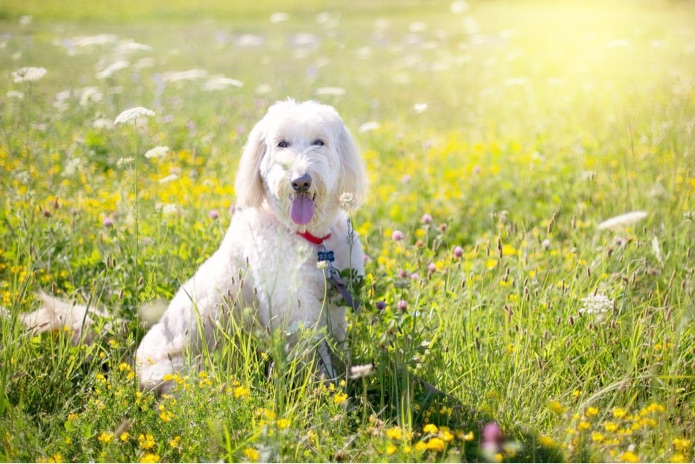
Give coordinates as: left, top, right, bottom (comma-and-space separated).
144, 146, 169, 159
414, 103, 428, 114
162, 69, 208, 82
349, 363, 373, 379
114, 107, 155, 125
158, 174, 178, 184
358, 121, 380, 133
116, 157, 134, 168
579, 294, 613, 314
450, 0, 469, 14
6, 90, 24, 100
95, 60, 129, 79
92, 118, 113, 130
597, 211, 648, 230
12, 67, 47, 83
339, 192, 358, 211
269, 12, 289, 23
203, 75, 244, 91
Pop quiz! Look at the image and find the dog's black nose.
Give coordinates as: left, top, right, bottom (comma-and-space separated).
291, 173, 312, 193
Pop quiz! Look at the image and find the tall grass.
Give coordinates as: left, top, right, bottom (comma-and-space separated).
1, 0, 694, 462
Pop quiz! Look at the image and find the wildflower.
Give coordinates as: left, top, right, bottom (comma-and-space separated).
414, 441, 428, 452
619, 451, 639, 463
549, 400, 566, 414
333, 392, 348, 404
169, 436, 181, 448
98, 432, 113, 443
138, 434, 156, 450
671, 454, 687, 463
672, 438, 692, 451
375, 300, 387, 311
12, 66, 47, 83
453, 246, 463, 258
421, 213, 433, 224
120, 432, 130, 442
144, 146, 169, 159
116, 157, 134, 168
397, 300, 408, 311
604, 422, 619, 432
276, 418, 290, 429
114, 107, 155, 125
385, 427, 403, 440
233, 385, 250, 398
577, 421, 590, 431
6, 90, 24, 100
386, 444, 398, 455
591, 432, 605, 443
538, 436, 555, 447
541, 239, 551, 250
613, 407, 627, 419
316, 87, 346, 96
103, 216, 114, 228
243, 447, 259, 461
118, 363, 131, 372
139, 453, 160, 463
597, 211, 647, 230
586, 406, 599, 417
427, 262, 437, 273
391, 230, 404, 241
349, 363, 373, 379
426, 437, 446, 451
579, 295, 613, 314
440, 429, 454, 442
462, 431, 475, 441
485, 259, 498, 270
67, 413, 78, 421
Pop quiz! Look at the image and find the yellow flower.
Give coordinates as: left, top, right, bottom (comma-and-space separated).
138, 434, 156, 450
572, 390, 582, 399
139, 453, 160, 463
612, 407, 627, 419
604, 422, 619, 432
426, 437, 446, 451
440, 430, 454, 442
549, 400, 565, 414
414, 441, 428, 452
386, 444, 398, 455
671, 454, 687, 463
120, 432, 130, 442
118, 362, 131, 372
67, 413, 78, 422
672, 438, 692, 451
577, 421, 590, 431
233, 385, 250, 399
538, 436, 555, 447
169, 436, 181, 448
243, 447, 259, 461
462, 431, 475, 441
591, 432, 604, 443
97, 432, 113, 443
276, 418, 290, 430
485, 259, 498, 270
620, 451, 639, 463
423, 423, 438, 434
385, 427, 403, 440
333, 392, 348, 404
586, 406, 599, 417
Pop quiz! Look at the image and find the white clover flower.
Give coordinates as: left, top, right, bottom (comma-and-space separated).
349, 363, 373, 379
144, 146, 169, 159
579, 294, 613, 314
597, 211, 648, 230
12, 67, 47, 83
114, 106, 155, 125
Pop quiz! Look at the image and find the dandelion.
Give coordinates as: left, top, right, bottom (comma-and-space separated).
349, 363, 373, 379
12, 66, 47, 83
114, 107, 155, 125
597, 211, 647, 230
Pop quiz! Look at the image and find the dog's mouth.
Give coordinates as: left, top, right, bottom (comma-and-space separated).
290, 193, 315, 225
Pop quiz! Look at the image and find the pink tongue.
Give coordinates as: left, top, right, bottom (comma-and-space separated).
290, 195, 315, 225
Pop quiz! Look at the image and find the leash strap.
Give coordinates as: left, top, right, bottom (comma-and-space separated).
317, 245, 358, 311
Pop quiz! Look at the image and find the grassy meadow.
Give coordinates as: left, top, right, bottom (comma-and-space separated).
1, 0, 694, 462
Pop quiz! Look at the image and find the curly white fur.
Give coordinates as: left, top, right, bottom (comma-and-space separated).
18, 100, 368, 394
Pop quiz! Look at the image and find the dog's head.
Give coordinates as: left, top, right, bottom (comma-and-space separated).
235, 99, 367, 230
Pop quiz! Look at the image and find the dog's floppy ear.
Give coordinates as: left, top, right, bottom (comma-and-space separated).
234, 117, 267, 208
336, 123, 368, 209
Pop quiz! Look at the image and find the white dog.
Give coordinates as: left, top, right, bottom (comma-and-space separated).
15, 99, 368, 394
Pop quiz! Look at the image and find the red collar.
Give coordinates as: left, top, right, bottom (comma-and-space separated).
296, 230, 331, 245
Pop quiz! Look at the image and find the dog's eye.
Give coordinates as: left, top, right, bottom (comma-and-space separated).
312, 139, 325, 147
277, 140, 289, 148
